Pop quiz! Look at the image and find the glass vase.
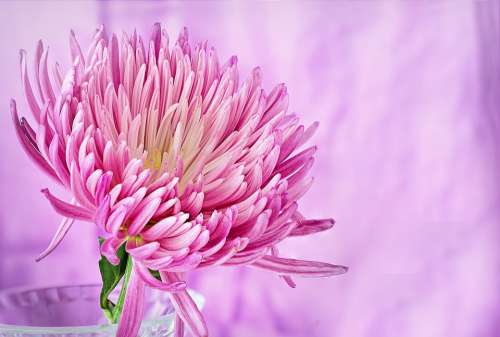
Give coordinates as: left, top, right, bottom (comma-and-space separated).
0, 284, 203, 337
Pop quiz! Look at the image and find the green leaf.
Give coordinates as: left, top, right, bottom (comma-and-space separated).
150, 269, 161, 281
98, 238, 128, 322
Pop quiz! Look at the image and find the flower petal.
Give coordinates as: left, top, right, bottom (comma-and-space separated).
143, 255, 174, 270
165, 253, 202, 272
19, 50, 41, 121
161, 224, 202, 250
290, 218, 335, 236
106, 204, 128, 235
11, 100, 58, 181
101, 237, 126, 266
41, 188, 93, 220
95, 171, 113, 205
160, 272, 208, 337
36, 216, 75, 262
94, 195, 111, 231
116, 264, 145, 337
174, 314, 185, 337
141, 214, 183, 241
270, 246, 296, 288
128, 197, 162, 235
126, 241, 160, 261
252, 255, 348, 278
134, 262, 186, 292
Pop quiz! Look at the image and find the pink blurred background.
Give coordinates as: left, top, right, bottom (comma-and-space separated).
1, 1, 499, 336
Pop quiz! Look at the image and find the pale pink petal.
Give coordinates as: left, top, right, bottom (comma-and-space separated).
141, 215, 182, 241
126, 241, 160, 260
161, 224, 202, 250
189, 229, 210, 251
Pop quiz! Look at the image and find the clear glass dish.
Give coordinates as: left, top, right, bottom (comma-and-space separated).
0, 284, 203, 337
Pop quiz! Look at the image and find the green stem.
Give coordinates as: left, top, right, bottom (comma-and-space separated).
103, 306, 114, 324
111, 256, 134, 324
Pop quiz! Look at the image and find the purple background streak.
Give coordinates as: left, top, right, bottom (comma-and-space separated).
1, 1, 499, 336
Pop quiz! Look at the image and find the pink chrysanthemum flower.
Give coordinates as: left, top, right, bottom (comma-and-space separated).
11, 23, 347, 337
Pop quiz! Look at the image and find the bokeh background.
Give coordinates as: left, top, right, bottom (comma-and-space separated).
1, 1, 499, 337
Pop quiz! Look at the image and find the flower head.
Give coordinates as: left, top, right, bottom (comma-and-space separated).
12, 23, 346, 337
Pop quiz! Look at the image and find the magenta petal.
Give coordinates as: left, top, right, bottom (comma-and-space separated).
19, 50, 41, 120
174, 314, 185, 337
48, 135, 70, 185
270, 247, 296, 288
200, 247, 237, 268
276, 146, 317, 177
41, 188, 93, 220
252, 255, 348, 277
128, 197, 162, 235
94, 195, 111, 231
298, 121, 319, 147
141, 215, 180, 241
11, 100, 58, 181
95, 171, 113, 205
110, 33, 120, 91
224, 249, 267, 266
150, 22, 161, 59
160, 272, 208, 337
134, 262, 186, 292
142, 255, 174, 270
69, 162, 94, 209
36, 217, 75, 262
101, 237, 126, 265
290, 218, 335, 236
165, 253, 202, 272
69, 29, 85, 66
106, 205, 128, 235
281, 275, 297, 288
278, 125, 304, 163
116, 263, 145, 337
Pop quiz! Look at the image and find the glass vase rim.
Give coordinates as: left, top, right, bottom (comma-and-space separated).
0, 283, 203, 334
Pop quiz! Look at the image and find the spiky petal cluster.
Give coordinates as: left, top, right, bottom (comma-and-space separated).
11, 23, 347, 337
